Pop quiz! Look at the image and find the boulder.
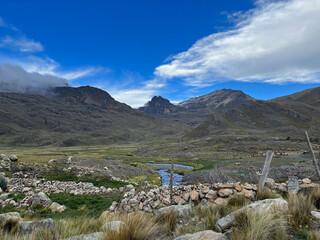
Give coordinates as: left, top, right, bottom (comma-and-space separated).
311, 210, 320, 221
190, 190, 199, 201
234, 184, 242, 192
302, 178, 312, 184
18, 218, 55, 235
62, 232, 103, 240
9, 155, 18, 162
101, 221, 126, 232
205, 190, 218, 200
174, 230, 227, 240
156, 205, 192, 218
30, 192, 53, 208
0, 212, 21, 226
215, 198, 288, 232
49, 202, 66, 213
218, 189, 233, 198
243, 189, 255, 200
265, 178, 275, 189
287, 176, 300, 194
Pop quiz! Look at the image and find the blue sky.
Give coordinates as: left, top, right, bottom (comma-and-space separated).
0, 0, 320, 107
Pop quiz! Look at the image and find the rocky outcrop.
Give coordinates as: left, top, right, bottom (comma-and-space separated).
215, 198, 288, 232
30, 192, 53, 208
156, 205, 192, 218
0, 212, 22, 227
18, 218, 55, 235
62, 232, 103, 240
174, 230, 227, 240
101, 221, 126, 232
139, 96, 180, 116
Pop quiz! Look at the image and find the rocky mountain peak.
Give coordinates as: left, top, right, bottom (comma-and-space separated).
139, 96, 179, 115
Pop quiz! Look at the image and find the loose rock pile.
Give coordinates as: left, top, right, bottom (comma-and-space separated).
110, 178, 316, 213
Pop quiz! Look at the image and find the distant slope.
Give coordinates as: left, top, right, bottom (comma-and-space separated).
178, 89, 256, 112
0, 86, 188, 146
185, 87, 320, 138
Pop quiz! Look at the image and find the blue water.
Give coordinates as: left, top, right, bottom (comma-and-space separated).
146, 163, 194, 186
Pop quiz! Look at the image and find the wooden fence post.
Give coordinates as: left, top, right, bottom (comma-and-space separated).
305, 132, 320, 181
258, 150, 274, 193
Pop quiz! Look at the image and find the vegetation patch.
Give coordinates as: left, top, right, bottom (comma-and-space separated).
40, 169, 127, 189
32, 193, 120, 219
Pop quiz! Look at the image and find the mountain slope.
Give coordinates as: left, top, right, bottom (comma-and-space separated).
0, 86, 188, 146
185, 87, 320, 138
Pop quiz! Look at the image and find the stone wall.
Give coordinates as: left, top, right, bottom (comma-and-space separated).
110, 178, 316, 213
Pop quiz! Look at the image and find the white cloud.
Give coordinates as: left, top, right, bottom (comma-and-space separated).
0, 64, 68, 94
0, 35, 44, 52
155, 0, 320, 85
110, 88, 157, 108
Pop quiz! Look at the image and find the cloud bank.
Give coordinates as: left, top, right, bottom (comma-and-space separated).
0, 64, 68, 94
155, 0, 320, 86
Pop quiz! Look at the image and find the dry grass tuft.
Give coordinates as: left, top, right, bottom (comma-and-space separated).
155, 210, 177, 235
257, 188, 279, 200
310, 185, 320, 209
231, 209, 288, 240
287, 193, 314, 229
228, 194, 250, 208
102, 211, 160, 240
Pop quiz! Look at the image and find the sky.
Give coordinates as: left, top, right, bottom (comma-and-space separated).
0, 0, 320, 107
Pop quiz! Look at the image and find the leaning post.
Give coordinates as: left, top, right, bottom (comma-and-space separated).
258, 150, 274, 193
305, 131, 320, 181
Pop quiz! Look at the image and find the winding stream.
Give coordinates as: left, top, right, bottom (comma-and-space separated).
146, 163, 194, 186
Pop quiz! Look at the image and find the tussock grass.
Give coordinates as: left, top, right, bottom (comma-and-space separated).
257, 188, 279, 200
310, 185, 320, 209
102, 211, 160, 240
228, 194, 250, 208
155, 210, 177, 235
231, 209, 288, 240
287, 193, 314, 229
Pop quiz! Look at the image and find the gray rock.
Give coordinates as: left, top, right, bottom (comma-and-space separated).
311, 210, 320, 221
18, 218, 55, 235
0, 212, 21, 226
30, 192, 53, 208
0, 193, 9, 201
62, 232, 103, 240
101, 221, 126, 232
156, 204, 191, 218
174, 230, 227, 240
265, 178, 275, 189
9, 155, 18, 162
287, 176, 300, 194
215, 198, 288, 232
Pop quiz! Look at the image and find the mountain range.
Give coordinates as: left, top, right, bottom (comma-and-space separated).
0, 85, 319, 146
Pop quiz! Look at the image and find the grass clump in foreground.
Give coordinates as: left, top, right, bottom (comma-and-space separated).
287, 193, 314, 229
1, 216, 104, 240
230, 209, 288, 240
257, 188, 280, 200
102, 212, 160, 240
